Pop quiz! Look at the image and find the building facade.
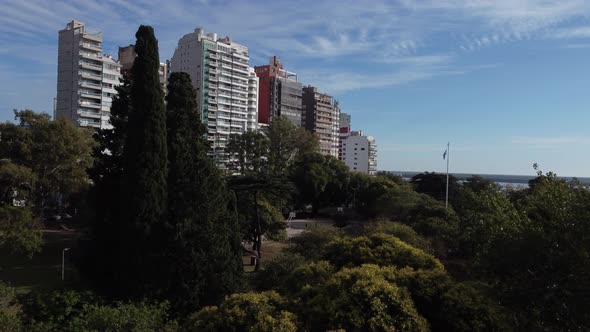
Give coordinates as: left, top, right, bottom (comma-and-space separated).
302, 86, 339, 158
341, 130, 377, 175
338, 112, 351, 160
170, 27, 257, 167
254, 56, 302, 126
56, 20, 121, 129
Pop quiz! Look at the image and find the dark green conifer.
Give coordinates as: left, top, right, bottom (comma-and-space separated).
166, 72, 243, 311
120, 25, 168, 297
81, 77, 131, 292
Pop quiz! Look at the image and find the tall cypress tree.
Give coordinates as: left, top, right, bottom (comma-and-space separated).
119, 25, 168, 297
81, 77, 131, 291
166, 72, 243, 311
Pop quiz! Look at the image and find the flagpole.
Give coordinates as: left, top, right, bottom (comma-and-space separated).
445, 142, 450, 210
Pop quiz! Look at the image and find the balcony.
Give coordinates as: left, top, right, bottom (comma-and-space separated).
82, 31, 102, 42
78, 110, 102, 119
79, 42, 101, 52
79, 121, 101, 129
79, 91, 102, 100
79, 61, 102, 70
79, 52, 101, 60
79, 100, 102, 109
79, 80, 102, 89
80, 71, 101, 80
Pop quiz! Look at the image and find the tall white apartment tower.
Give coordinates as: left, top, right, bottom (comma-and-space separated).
56, 20, 121, 129
342, 130, 377, 175
247, 67, 259, 131
170, 27, 257, 167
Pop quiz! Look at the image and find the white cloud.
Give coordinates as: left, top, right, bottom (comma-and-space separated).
549, 26, 590, 39
1, 0, 589, 116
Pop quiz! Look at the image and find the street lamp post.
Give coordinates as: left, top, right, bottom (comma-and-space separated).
62, 248, 70, 281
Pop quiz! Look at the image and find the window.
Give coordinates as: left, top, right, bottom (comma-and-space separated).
361, 148, 365, 150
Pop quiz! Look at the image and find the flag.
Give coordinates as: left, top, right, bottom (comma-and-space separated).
443, 149, 447, 160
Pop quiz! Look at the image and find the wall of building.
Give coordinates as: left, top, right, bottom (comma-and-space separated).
342, 131, 377, 175
56, 20, 121, 130
254, 56, 301, 126
302, 86, 339, 158
170, 27, 256, 168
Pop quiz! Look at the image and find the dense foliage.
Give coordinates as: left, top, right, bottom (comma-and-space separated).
80, 26, 245, 313
165, 72, 243, 310
0, 110, 92, 257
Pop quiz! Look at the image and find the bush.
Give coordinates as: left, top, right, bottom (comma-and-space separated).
254, 254, 306, 292
304, 264, 428, 331
355, 221, 433, 253
393, 268, 507, 332
187, 291, 298, 332
17, 289, 100, 328
322, 233, 444, 271
68, 302, 177, 332
285, 226, 340, 261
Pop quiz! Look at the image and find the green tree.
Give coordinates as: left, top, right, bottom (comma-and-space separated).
349, 172, 398, 216
322, 233, 444, 271
410, 172, 460, 203
371, 186, 460, 257
81, 78, 131, 295
291, 153, 349, 213
229, 176, 289, 271
166, 72, 243, 310
0, 160, 34, 206
355, 221, 433, 254
393, 268, 507, 332
0, 160, 40, 257
482, 174, 590, 330
119, 25, 168, 298
264, 117, 317, 176
0, 205, 41, 257
305, 265, 429, 332
17, 289, 100, 330
88, 77, 131, 225
226, 131, 268, 175
255, 254, 335, 296
68, 302, 177, 332
187, 291, 298, 332
0, 110, 93, 218
453, 182, 524, 261
286, 226, 340, 261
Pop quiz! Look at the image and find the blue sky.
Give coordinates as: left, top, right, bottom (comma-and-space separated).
1, 0, 590, 176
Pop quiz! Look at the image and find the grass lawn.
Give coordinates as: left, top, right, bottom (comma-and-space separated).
242, 241, 288, 273
0, 230, 82, 293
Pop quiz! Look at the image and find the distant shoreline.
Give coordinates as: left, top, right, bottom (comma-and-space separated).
385, 171, 590, 186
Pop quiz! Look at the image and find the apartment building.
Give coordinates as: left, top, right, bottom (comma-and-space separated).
342, 130, 377, 175
338, 112, 351, 160
254, 56, 302, 126
247, 67, 260, 132
170, 27, 258, 167
302, 86, 340, 158
56, 20, 121, 129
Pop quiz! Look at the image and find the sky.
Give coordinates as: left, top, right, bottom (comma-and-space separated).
1, 0, 590, 177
